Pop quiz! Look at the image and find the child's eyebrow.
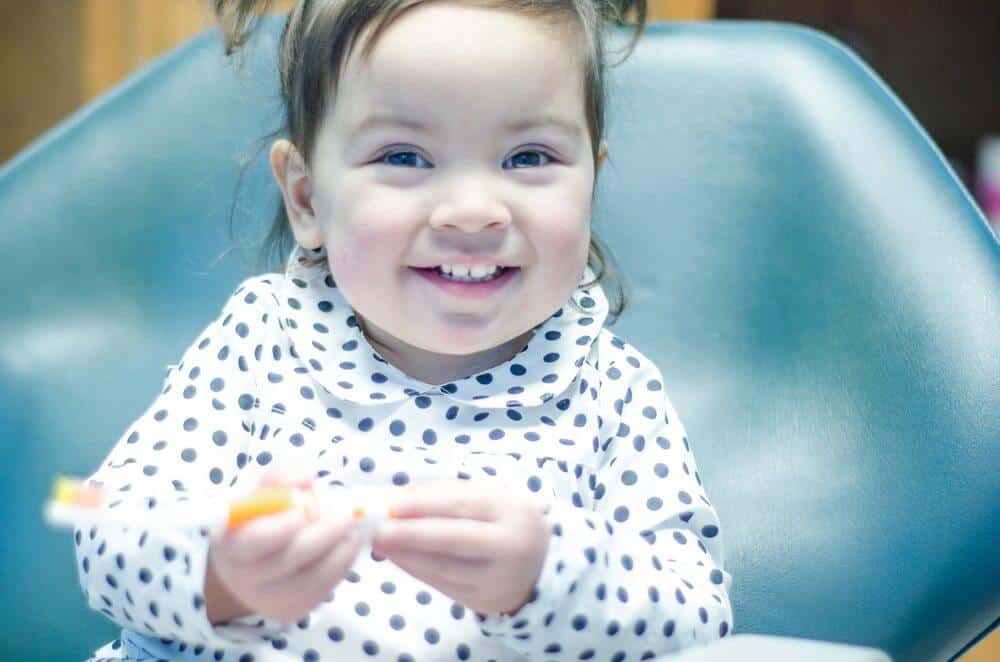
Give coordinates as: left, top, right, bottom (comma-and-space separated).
349, 113, 582, 142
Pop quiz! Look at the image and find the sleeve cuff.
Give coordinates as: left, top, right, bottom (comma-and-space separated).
148, 525, 290, 649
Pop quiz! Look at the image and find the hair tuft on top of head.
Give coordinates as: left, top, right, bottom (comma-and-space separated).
597, 0, 648, 65
599, 0, 646, 23
213, 0, 280, 56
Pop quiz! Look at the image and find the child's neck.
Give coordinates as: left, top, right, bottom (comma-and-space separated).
357, 316, 534, 386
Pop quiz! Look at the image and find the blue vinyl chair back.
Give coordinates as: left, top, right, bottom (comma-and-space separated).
0, 17, 996, 661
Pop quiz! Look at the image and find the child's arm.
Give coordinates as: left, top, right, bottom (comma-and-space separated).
47, 474, 390, 627
476, 337, 733, 658
70, 277, 291, 650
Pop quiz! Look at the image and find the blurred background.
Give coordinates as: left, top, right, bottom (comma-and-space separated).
1, 1, 997, 659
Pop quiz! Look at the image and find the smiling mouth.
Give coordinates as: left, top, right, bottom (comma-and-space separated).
408, 266, 521, 297
411, 266, 516, 282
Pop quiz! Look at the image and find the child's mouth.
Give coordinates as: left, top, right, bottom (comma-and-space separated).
409, 266, 520, 298
420, 266, 511, 282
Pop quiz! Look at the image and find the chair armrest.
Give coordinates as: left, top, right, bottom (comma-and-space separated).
667, 634, 893, 661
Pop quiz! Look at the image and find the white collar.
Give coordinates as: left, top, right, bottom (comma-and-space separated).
279, 244, 609, 409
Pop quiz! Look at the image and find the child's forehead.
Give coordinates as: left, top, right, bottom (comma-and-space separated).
334, 19, 585, 137
339, 4, 582, 95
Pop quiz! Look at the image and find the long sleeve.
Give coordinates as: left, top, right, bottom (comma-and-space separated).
73, 276, 286, 650
477, 336, 734, 658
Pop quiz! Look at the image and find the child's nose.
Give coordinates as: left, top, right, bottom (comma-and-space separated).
428, 192, 511, 232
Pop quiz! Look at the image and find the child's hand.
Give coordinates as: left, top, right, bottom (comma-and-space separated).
371, 481, 551, 617
205, 507, 365, 624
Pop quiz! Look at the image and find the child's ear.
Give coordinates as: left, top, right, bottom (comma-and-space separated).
269, 139, 323, 250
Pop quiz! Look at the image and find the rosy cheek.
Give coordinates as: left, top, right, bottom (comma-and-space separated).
549, 215, 590, 259
329, 219, 412, 280
543, 219, 590, 288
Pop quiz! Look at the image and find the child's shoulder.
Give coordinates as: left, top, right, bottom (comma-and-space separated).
202, 273, 288, 342
215, 273, 288, 316
590, 327, 687, 431
233, 272, 284, 300
592, 326, 665, 382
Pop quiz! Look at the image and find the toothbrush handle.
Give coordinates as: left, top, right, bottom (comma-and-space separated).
226, 486, 317, 530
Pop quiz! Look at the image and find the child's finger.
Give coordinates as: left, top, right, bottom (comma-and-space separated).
273, 521, 366, 607
381, 547, 484, 586
220, 507, 307, 564
374, 517, 495, 560
256, 516, 358, 585
388, 481, 498, 521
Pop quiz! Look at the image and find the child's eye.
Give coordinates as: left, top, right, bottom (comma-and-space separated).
377, 150, 431, 168
504, 149, 554, 169
374, 148, 555, 169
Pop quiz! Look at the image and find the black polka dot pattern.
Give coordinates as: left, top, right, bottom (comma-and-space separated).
287, 247, 603, 411
78, 243, 732, 660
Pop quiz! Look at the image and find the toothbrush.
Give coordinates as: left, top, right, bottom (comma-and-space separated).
43, 475, 394, 540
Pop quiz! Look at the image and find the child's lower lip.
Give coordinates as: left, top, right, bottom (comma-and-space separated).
409, 266, 520, 299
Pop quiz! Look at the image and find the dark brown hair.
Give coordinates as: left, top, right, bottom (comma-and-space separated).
215, 0, 646, 324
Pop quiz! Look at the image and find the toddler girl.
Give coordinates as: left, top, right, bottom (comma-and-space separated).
76, 0, 733, 659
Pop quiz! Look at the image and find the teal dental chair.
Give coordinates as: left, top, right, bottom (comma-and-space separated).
0, 17, 996, 662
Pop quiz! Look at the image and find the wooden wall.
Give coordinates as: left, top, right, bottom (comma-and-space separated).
1, 2, 84, 165
0, 0, 289, 163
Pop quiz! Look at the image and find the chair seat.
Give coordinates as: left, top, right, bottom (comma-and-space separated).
669, 634, 892, 661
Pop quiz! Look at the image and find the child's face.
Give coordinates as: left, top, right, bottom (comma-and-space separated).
271, 3, 606, 381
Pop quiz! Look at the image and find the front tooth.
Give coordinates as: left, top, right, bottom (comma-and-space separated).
470, 265, 496, 278
450, 265, 471, 277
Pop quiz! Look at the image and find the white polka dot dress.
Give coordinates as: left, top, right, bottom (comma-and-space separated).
77, 244, 733, 661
